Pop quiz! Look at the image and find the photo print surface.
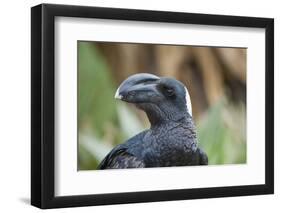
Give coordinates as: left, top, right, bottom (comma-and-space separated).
78, 41, 246, 170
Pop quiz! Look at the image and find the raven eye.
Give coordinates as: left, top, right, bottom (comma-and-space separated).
163, 86, 174, 96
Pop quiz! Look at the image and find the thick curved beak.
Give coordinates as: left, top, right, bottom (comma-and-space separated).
115, 73, 160, 103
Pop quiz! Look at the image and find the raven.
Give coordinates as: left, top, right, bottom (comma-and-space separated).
98, 73, 208, 169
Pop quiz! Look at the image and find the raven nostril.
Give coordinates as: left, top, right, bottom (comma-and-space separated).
128, 91, 136, 96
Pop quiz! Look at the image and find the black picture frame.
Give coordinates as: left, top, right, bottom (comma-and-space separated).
31, 3, 274, 209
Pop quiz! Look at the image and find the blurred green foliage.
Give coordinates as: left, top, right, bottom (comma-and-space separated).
78, 42, 118, 169
78, 42, 246, 170
197, 101, 246, 165
78, 42, 117, 137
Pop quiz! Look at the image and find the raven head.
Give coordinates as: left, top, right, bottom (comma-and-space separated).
115, 73, 192, 124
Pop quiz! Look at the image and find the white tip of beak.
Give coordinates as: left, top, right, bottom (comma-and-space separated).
114, 87, 123, 99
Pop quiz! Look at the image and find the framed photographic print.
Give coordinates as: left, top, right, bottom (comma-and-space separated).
31, 3, 274, 209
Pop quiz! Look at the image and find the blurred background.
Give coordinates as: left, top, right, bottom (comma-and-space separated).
78, 41, 246, 170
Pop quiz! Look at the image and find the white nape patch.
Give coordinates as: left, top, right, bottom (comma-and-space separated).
184, 87, 192, 116
114, 86, 123, 99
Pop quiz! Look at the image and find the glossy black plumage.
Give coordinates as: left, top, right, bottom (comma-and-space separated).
98, 73, 208, 169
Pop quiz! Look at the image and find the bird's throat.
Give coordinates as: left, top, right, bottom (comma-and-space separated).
138, 103, 192, 128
